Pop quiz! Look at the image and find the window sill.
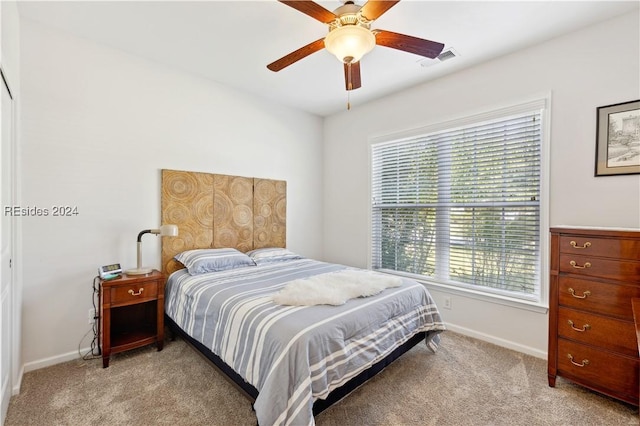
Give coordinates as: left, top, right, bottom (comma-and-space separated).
378, 270, 549, 314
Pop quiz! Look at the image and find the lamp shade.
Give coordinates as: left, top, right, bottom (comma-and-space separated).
159, 224, 178, 237
324, 25, 376, 63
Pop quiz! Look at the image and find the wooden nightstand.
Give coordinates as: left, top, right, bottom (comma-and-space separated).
99, 270, 165, 368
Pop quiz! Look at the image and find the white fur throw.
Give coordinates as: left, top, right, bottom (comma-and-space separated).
272, 269, 403, 306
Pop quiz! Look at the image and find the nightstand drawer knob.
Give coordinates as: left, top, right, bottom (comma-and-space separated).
568, 288, 591, 299
128, 288, 144, 296
567, 353, 589, 367
567, 320, 591, 332
569, 240, 591, 249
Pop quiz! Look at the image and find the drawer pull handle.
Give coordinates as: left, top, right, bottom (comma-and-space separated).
570, 241, 591, 249
128, 288, 144, 296
567, 354, 589, 367
568, 288, 591, 299
567, 320, 591, 332
569, 260, 591, 269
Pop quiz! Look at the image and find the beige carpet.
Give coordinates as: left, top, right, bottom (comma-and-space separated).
6, 332, 638, 425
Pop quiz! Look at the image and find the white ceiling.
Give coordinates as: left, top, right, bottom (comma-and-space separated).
17, 1, 640, 117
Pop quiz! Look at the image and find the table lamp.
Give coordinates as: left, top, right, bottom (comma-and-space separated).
126, 224, 178, 275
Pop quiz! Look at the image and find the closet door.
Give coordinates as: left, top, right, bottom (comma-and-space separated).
0, 68, 15, 422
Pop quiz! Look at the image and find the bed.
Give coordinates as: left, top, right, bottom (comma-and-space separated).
160, 170, 445, 425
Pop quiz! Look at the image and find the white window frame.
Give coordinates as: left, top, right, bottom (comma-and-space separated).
368, 96, 550, 311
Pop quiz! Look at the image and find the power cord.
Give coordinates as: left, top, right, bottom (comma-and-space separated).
79, 276, 102, 360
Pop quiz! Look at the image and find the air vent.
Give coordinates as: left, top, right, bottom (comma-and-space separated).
418, 47, 459, 68
437, 48, 458, 62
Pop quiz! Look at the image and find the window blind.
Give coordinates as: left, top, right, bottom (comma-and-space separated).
371, 109, 542, 301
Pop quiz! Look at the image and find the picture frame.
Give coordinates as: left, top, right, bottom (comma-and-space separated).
595, 99, 640, 176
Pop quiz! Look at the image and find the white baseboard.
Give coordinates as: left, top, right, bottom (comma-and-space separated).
444, 323, 547, 360
20, 328, 545, 381
23, 346, 91, 374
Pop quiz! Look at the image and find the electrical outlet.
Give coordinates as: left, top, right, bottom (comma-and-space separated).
443, 296, 452, 310
88, 308, 96, 324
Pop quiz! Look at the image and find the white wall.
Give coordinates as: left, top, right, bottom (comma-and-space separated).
19, 19, 324, 368
323, 11, 640, 357
15, 6, 640, 370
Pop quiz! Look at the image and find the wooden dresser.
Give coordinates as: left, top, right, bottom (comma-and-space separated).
548, 227, 640, 405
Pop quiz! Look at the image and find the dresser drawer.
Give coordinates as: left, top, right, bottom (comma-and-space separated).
558, 276, 640, 320
557, 338, 638, 402
558, 307, 637, 357
559, 253, 640, 282
559, 235, 640, 261
110, 281, 159, 306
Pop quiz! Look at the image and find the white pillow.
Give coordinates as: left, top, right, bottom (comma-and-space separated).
246, 247, 302, 265
175, 248, 256, 275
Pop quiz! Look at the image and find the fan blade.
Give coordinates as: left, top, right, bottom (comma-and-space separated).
375, 29, 444, 58
344, 61, 362, 91
279, 1, 337, 24
267, 38, 326, 72
360, 0, 400, 21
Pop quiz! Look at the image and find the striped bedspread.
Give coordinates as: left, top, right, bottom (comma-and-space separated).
165, 258, 445, 426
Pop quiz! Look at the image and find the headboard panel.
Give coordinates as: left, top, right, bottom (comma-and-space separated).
213, 174, 254, 251
254, 178, 287, 249
161, 169, 286, 276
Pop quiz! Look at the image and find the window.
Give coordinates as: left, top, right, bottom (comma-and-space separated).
371, 101, 546, 303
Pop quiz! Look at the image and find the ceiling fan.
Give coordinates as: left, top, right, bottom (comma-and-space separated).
267, 0, 445, 92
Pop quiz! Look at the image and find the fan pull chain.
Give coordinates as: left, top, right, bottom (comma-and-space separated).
345, 59, 352, 110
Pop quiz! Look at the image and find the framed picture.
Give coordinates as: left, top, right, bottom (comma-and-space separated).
595, 99, 640, 176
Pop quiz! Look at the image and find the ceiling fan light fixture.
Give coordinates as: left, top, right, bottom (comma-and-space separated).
324, 25, 375, 63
